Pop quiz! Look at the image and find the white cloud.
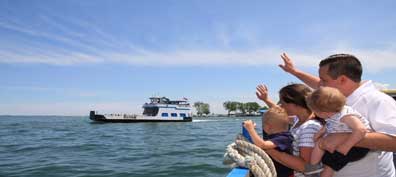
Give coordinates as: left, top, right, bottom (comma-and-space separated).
2, 45, 396, 74
352, 49, 396, 72
2, 31, 396, 74
0, 44, 314, 66
1, 16, 396, 72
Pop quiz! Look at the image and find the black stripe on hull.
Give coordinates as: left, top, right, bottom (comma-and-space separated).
90, 118, 192, 123
89, 111, 192, 123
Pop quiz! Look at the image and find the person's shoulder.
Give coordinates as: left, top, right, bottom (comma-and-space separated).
301, 120, 322, 131
306, 119, 323, 126
361, 88, 394, 102
342, 105, 362, 117
362, 90, 396, 111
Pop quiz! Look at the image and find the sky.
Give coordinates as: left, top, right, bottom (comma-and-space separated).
1, 0, 396, 115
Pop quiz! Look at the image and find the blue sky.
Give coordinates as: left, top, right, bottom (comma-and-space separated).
1, 0, 396, 115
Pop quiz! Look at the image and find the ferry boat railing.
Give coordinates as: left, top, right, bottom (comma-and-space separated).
101, 113, 138, 119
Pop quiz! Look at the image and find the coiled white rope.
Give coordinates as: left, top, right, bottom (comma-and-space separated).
223, 134, 277, 177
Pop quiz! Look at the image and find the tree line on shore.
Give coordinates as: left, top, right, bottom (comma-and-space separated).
193, 101, 268, 117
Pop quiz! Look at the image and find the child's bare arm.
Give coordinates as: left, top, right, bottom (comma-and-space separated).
255, 138, 277, 149
336, 115, 367, 155
243, 120, 277, 149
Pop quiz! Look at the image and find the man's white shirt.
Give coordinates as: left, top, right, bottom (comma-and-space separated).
334, 80, 396, 177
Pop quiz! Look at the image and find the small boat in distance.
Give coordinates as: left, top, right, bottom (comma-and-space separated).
90, 97, 193, 122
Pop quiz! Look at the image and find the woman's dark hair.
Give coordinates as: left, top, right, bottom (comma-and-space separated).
279, 83, 312, 112
279, 83, 325, 125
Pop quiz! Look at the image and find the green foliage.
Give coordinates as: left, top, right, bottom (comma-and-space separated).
202, 103, 210, 115
223, 101, 238, 116
245, 102, 260, 115
236, 102, 246, 114
194, 102, 210, 116
223, 101, 261, 116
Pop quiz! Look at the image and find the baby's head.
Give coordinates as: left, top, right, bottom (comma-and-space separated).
306, 87, 346, 118
262, 107, 290, 134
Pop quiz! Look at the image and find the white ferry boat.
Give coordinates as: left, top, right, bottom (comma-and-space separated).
89, 97, 193, 122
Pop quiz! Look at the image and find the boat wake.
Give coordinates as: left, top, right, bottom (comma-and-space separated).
192, 119, 220, 122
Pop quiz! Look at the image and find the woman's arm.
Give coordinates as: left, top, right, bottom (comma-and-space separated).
311, 140, 325, 164
265, 147, 313, 172
299, 146, 314, 164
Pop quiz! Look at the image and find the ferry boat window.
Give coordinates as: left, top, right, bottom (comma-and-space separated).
180, 113, 186, 117
162, 113, 169, 117
143, 107, 159, 116
171, 113, 177, 117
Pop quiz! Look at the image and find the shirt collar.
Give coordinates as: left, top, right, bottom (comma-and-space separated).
347, 80, 374, 105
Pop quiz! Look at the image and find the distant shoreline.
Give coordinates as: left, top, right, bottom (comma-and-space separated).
193, 114, 261, 118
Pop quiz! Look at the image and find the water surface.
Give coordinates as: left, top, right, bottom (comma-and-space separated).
0, 116, 261, 177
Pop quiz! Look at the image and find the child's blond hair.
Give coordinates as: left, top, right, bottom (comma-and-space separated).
306, 87, 345, 112
263, 107, 290, 130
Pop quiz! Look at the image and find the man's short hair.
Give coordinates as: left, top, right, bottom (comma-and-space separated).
319, 54, 362, 82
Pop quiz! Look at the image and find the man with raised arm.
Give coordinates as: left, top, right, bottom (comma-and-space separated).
278, 53, 396, 177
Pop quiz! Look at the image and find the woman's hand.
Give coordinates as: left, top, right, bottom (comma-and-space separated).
256, 84, 269, 102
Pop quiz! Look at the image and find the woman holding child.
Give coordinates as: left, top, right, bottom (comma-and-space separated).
244, 83, 323, 177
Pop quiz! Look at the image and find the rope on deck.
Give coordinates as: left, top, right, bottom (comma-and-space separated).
224, 134, 277, 177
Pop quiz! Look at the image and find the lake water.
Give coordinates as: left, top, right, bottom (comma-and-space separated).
0, 116, 262, 177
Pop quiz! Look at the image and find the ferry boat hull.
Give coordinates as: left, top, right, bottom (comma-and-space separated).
89, 97, 193, 123
90, 111, 192, 123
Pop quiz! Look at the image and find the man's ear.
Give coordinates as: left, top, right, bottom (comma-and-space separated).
338, 75, 349, 85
